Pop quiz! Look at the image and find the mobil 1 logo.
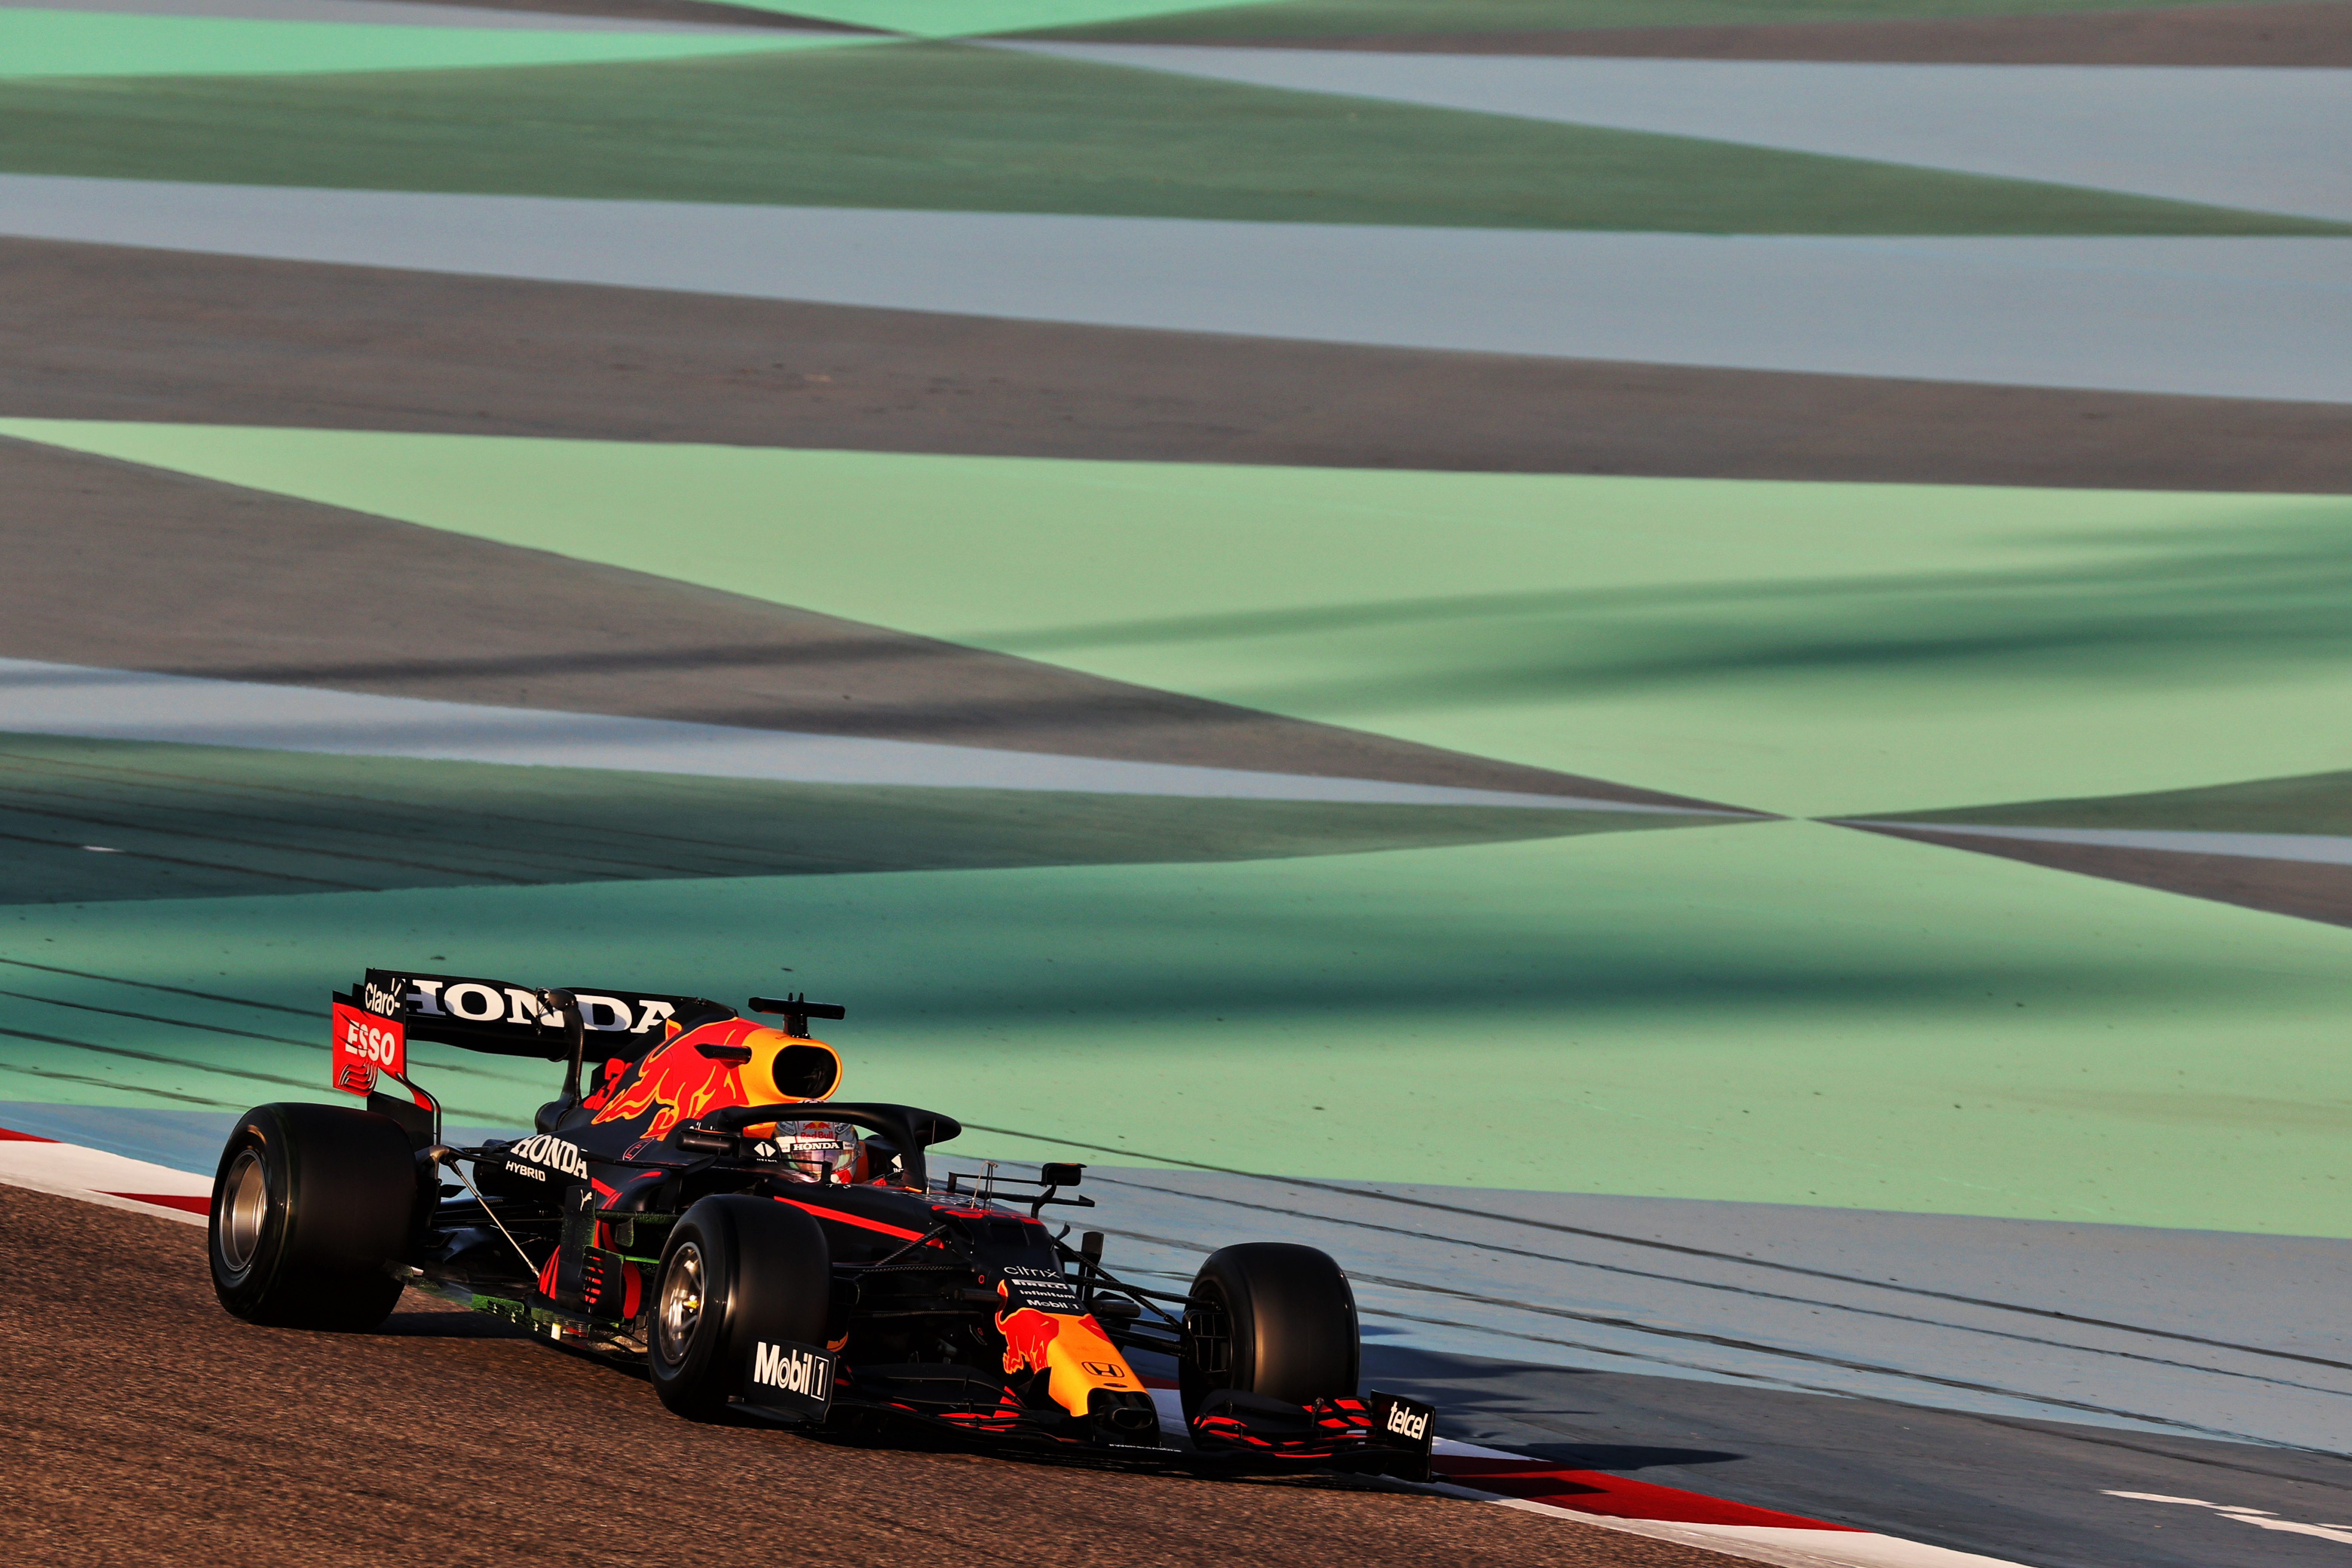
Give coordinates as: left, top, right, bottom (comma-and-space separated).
741, 1338, 836, 1421
1368, 1390, 1436, 1481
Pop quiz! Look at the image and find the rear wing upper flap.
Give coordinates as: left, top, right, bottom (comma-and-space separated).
355, 968, 721, 1060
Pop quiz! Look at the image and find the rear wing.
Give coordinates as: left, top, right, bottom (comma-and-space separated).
353, 968, 723, 1061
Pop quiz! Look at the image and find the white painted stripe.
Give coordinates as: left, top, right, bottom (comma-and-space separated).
0, 177, 2346, 403
1424, 1442, 2033, 1565
1463, 1501, 2036, 1568
0, 657, 1695, 813
2105, 1491, 2352, 1547
1013, 48, 2352, 227
0, 0, 784, 30
0, 1133, 212, 1226
1857, 821, 2352, 865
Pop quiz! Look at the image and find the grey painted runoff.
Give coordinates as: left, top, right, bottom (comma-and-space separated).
1013, 46, 2352, 227
1365, 1345, 2352, 1568
1, 176, 2344, 403
0, 656, 1695, 812
927, 1153, 2352, 1455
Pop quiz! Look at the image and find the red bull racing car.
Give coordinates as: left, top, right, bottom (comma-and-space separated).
205, 969, 1436, 1475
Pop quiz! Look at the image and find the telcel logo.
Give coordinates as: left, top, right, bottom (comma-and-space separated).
752, 1341, 832, 1399
1385, 1403, 1430, 1442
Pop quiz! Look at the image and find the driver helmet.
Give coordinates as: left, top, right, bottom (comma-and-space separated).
775, 1120, 862, 1184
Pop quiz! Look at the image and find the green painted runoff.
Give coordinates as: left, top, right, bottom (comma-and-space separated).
6, 820, 2352, 1234
1018, 0, 2242, 41
14, 422, 2351, 821
0, 9, 860, 80
0, 44, 2332, 235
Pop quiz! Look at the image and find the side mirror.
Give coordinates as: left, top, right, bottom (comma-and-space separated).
1040, 1162, 1084, 1188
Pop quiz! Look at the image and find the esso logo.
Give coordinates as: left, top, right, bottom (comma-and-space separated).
343, 1020, 401, 1067
330, 1002, 405, 1093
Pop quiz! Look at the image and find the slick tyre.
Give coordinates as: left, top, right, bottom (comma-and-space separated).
210, 1102, 425, 1331
649, 1194, 831, 1421
1180, 1242, 1360, 1419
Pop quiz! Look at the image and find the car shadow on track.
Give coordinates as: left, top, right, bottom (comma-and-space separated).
374, 1308, 537, 1341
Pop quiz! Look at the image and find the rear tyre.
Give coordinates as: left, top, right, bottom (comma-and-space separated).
1180, 1242, 1360, 1420
649, 1194, 832, 1420
209, 1102, 423, 1330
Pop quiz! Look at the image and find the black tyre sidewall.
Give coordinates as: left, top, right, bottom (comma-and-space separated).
1181, 1242, 1360, 1417
650, 1194, 830, 1420
208, 1114, 290, 1320
208, 1102, 420, 1330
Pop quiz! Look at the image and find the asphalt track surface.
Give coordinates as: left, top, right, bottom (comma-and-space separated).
10, 237, 2352, 494
0, 1183, 1738, 1568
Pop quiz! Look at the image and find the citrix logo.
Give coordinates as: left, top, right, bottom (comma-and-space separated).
1384, 1403, 1430, 1442
752, 1341, 832, 1399
506, 1133, 588, 1178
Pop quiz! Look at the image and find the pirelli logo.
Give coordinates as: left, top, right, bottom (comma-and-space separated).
744, 1338, 836, 1418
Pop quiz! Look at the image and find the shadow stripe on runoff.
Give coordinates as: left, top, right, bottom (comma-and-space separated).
0, 657, 1707, 812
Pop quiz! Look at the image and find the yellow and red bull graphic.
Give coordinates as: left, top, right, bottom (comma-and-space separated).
995, 1305, 1138, 1419
589, 1017, 841, 1140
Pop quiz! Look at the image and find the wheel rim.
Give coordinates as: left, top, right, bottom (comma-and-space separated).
658, 1242, 707, 1366
217, 1148, 270, 1276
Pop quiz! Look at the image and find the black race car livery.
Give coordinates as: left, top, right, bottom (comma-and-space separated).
214, 970, 1435, 1476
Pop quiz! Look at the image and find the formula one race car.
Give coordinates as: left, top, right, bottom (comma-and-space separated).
206, 969, 1436, 1476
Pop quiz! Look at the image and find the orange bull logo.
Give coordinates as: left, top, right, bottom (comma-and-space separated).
997, 1307, 1062, 1377
996, 1306, 1139, 1420
592, 1030, 743, 1141
588, 1017, 841, 1142
591, 1018, 842, 1140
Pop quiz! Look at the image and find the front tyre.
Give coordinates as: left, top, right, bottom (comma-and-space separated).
649, 1194, 831, 1420
209, 1102, 423, 1330
1180, 1242, 1360, 1420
